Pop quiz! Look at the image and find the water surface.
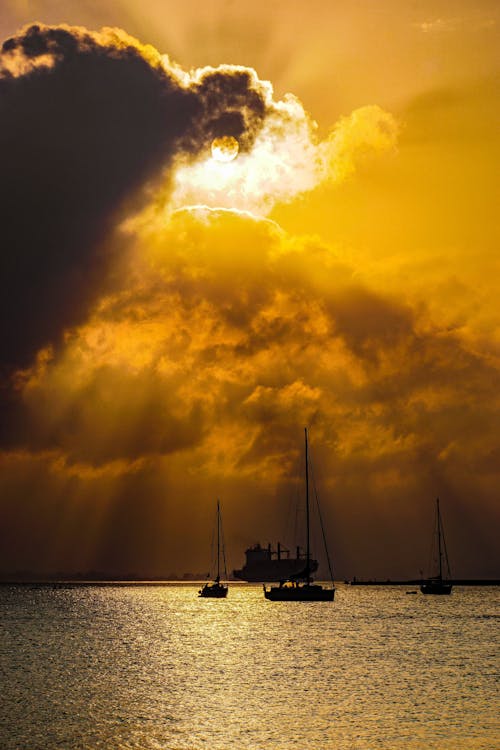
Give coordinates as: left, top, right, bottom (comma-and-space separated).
1, 584, 498, 749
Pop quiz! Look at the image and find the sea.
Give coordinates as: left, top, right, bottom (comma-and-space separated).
1, 583, 498, 750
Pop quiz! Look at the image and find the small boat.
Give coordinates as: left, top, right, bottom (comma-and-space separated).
420, 497, 453, 595
263, 428, 335, 602
199, 500, 228, 598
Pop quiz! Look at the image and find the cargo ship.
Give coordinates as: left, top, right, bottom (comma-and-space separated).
233, 542, 318, 582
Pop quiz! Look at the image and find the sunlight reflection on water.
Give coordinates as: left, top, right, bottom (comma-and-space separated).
0, 584, 498, 749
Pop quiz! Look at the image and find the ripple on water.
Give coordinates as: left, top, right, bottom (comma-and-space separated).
0, 584, 498, 749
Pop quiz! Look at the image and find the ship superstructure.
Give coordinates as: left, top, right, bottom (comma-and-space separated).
233, 542, 318, 582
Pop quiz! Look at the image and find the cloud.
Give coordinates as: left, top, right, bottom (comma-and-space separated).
168, 103, 398, 215
0, 23, 276, 371
0, 23, 398, 374
415, 16, 497, 34
6, 208, 498, 472
1, 207, 498, 576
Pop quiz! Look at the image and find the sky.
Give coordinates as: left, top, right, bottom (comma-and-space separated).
0, 1, 498, 580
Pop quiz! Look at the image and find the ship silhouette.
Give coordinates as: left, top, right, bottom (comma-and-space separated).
233, 542, 318, 582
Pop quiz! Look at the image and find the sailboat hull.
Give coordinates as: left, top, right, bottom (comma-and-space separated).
420, 581, 452, 595
199, 582, 228, 598
264, 584, 335, 602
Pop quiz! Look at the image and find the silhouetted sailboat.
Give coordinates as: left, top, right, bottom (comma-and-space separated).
420, 497, 452, 595
199, 500, 228, 598
263, 428, 335, 602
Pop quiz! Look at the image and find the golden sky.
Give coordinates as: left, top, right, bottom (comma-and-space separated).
0, 1, 498, 579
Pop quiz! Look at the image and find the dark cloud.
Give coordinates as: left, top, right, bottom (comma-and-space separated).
189, 67, 267, 152
325, 287, 415, 363
10, 364, 208, 465
0, 24, 270, 371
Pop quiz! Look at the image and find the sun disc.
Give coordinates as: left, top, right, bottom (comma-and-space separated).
211, 136, 239, 162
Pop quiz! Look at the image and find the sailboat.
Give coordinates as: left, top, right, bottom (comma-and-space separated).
420, 497, 453, 595
263, 428, 335, 602
199, 500, 228, 598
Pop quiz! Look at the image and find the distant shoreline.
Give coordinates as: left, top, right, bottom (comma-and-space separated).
346, 579, 500, 586
0, 578, 499, 586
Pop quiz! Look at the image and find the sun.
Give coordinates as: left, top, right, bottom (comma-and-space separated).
211, 136, 239, 162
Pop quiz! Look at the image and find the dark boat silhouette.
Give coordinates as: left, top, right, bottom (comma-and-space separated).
233, 542, 318, 582
199, 500, 228, 598
263, 428, 335, 602
420, 497, 453, 595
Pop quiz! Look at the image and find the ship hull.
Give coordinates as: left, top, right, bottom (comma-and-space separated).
233, 558, 318, 582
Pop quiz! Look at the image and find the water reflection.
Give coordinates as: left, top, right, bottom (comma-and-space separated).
0, 584, 497, 749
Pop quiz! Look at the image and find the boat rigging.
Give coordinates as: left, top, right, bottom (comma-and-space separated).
420, 497, 453, 595
199, 500, 228, 598
263, 428, 335, 602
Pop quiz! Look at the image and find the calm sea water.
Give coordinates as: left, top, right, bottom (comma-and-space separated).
0, 584, 498, 749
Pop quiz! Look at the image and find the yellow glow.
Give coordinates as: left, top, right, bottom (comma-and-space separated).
169, 103, 397, 217
211, 136, 239, 162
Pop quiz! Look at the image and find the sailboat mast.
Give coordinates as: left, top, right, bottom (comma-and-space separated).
216, 499, 220, 582
305, 427, 310, 581
436, 497, 443, 581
